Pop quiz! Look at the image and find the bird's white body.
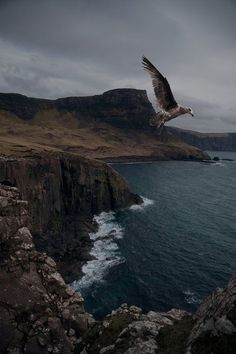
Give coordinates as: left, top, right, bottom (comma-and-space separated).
142, 56, 194, 129
150, 105, 193, 128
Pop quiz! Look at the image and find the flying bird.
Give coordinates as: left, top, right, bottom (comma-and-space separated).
142, 56, 194, 130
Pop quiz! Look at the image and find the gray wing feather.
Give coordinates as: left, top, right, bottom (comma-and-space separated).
142, 56, 178, 112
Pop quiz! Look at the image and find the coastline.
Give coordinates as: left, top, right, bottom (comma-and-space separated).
0, 183, 186, 353
72, 195, 153, 293
100, 154, 210, 164
0, 153, 142, 284
1, 164, 236, 353
0, 86, 235, 352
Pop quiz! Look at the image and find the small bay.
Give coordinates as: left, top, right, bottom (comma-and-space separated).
74, 151, 236, 319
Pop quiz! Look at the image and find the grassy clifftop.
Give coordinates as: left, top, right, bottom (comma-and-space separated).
0, 89, 208, 161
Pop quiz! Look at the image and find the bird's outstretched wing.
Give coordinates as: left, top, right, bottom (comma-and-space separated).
142, 56, 178, 112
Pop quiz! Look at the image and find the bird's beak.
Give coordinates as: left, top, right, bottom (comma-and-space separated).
190, 113, 194, 117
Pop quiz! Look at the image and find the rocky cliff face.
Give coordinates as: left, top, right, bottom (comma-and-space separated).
0, 89, 154, 129
1, 183, 235, 354
0, 153, 141, 232
168, 127, 236, 151
0, 153, 141, 281
0, 183, 93, 354
187, 274, 236, 354
56, 89, 155, 129
77, 275, 236, 354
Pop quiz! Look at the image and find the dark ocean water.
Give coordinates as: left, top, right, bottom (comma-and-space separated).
72, 151, 236, 319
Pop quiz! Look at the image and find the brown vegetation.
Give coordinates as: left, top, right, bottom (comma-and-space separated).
0, 109, 207, 161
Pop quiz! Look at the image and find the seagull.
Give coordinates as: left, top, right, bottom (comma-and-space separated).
142, 56, 194, 130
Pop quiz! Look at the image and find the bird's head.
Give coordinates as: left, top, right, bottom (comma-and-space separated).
187, 107, 194, 117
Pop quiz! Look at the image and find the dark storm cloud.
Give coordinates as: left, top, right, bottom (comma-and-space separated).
0, 0, 235, 132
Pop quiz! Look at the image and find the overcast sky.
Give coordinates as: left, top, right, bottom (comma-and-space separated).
0, 0, 235, 132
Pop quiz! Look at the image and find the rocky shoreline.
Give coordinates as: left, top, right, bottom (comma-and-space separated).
102, 155, 209, 164
0, 87, 235, 353
1, 173, 236, 353
0, 153, 142, 283
2, 148, 206, 287
0, 146, 209, 283
168, 127, 236, 152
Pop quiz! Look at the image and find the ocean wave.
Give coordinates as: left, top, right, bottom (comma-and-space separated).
130, 196, 155, 211
183, 290, 202, 305
212, 162, 225, 167
72, 212, 124, 290
111, 161, 155, 165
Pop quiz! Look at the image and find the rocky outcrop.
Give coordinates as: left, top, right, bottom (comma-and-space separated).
0, 184, 193, 354
1, 185, 235, 354
187, 274, 236, 354
0, 153, 142, 281
0, 153, 141, 232
78, 275, 236, 354
0, 89, 154, 129
76, 304, 193, 354
0, 183, 93, 354
168, 127, 236, 151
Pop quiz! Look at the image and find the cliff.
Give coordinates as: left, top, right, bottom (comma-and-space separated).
0, 153, 140, 231
1, 184, 235, 354
0, 89, 208, 161
0, 153, 141, 281
187, 274, 236, 354
0, 89, 154, 129
0, 183, 93, 354
168, 127, 236, 151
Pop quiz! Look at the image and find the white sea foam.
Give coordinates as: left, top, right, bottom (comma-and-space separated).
111, 161, 155, 165
72, 212, 124, 290
72, 198, 154, 290
130, 196, 155, 211
212, 162, 225, 167
183, 290, 202, 305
